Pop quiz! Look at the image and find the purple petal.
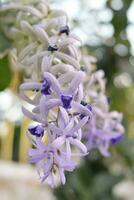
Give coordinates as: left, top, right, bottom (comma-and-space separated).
69, 116, 88, 135
58, 107, 69, 128
64, 118, 74, 132
59, 157, 76, 171
98, 145, 111, 157
52, 136, 65, 148
22, 106, 39, 122
68, 138, 87, 154
72, 101, 92, 117
49, 124, 63, 135
40, 173, 50, 183
28, 149, 45, 163
39, 96, 61, 119
44, 72, 61, 96
97, 131, 123, 141
110, 134, 124, 145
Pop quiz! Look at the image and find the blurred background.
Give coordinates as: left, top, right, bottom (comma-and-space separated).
0, 0, 134, 199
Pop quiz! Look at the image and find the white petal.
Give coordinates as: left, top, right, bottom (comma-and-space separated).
51, 64, 75, 75
19, 42, 37, 61
23, 6, 43, 18
59, 168, 66, 185
98, 145, 111, 157
20, 82, 41, 90
58, 71, 76, 85
41, 55, 52, 73
66, 140, 71, 160
34, 26, 50, 45
20, 20, 35, 37
67, 71, 85, 95
55, 51, 80, 69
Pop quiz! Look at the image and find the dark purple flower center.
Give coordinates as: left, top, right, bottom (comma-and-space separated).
41, 79, 51, 95
61, 95, 73, 109
48, 45, 58, 52
80, 66, 86, 72
28, 125, 44, 137
111, 134, 123, 145
79, 102, 92, 119
81, 101, 87, 106
87, 104, 92, 112
79, 113, 84, 119
59, 25, 70, 35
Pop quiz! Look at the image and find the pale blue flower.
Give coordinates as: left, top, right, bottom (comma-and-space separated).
84, 116, 124, 157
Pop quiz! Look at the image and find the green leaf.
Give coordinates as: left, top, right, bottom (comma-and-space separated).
0, 26, 12, 57
0, 55, 12, 90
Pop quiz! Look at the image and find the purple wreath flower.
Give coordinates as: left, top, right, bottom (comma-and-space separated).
48, 108, 89, 160
20, 70, 84, 106
27, 132, 76, 187
37, 71, 92, 123
84, 116, 124, 157
12, 0, 125, 187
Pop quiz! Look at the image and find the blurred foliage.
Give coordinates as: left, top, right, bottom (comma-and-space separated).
54, 158, 123, 200
0, 55, 12, 90
0, 16, 12, 90
84, 0, 132, 84
0, 27, 11, 55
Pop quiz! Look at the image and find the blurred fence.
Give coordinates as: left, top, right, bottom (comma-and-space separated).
0, 117, 31, 162
0, 65, 31, 163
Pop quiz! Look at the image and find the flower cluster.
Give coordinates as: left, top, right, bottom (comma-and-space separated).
0, 0, 124, 187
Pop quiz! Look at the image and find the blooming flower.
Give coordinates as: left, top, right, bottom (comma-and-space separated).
20, 71, 92, 124
84, 115, 124, 157
26, 103, 89, 187
0, 0, 125, 187
28, 135, 76, 187
48, 107, 89, 159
